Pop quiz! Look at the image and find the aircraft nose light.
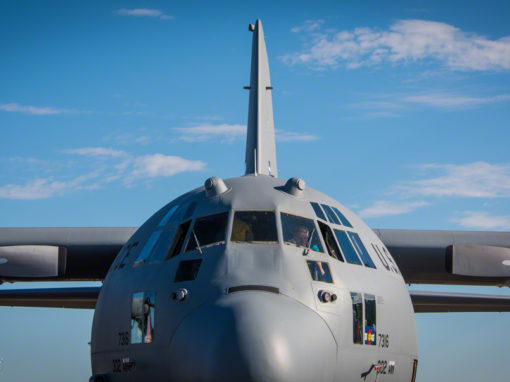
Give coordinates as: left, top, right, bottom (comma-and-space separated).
319, 290, 337, 303
172, 288, 188, 301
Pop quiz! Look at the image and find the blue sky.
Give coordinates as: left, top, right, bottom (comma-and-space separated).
1, 1, 510, 380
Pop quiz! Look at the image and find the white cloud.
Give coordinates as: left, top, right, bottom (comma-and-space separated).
174, 124, 319, 143
0, 103, 76, 115
63, 147, 127, 158
403, 93, 510, 108
0, 178, 68, 199
453, 211, 510, 230
400, 162, 510, 198
115, 8, 173, 20
291, 20, 324, 33
276, 130, 319, 141
130, 154, 205, 179
283, 19, 510, 71
173, 124, 246, 142
359, 200, 429, 218
0, 151, 206, 199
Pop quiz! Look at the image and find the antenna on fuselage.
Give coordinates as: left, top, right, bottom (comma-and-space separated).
245, 20, 278, 177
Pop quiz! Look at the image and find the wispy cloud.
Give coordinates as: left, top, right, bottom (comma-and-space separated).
358, 200, 429, 218
115, 8, 173, 20
403, 93, 510, 108
291, 19, 324, 33
276, 130, 319, 141
0, 148, 205, 199
173, 124, 246, 142
62, 147, 127, 158
453, 211, 510, 230
0, 103, 77, 115
173, 123, 319, 143
283, 19, 510, 71
0, 178, 69, 200
399, 162, 510, 198
346, 91, 510, 117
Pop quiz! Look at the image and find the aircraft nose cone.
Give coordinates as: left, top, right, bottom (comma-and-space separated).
167, 292, 337, 382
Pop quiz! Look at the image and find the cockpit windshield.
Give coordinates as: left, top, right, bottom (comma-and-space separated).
185, 212, 228, 252
281, 212, 323, 253
231, 211, 277, 243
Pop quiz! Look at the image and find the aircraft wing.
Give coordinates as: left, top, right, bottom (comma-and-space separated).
0, 286, 100, 309
0, 227, 136, 282
374, 229, 510, 286
410, 290, 510, 313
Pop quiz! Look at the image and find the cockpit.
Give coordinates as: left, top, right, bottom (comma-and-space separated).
120, 198, 378, 278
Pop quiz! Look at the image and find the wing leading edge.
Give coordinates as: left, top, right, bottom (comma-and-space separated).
410, 290, 510, 313
0, 227, 136, 282
375, 229, 510, 286
0, 286, 100, 309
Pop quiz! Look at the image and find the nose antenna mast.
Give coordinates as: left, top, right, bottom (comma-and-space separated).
245, 20, 278, 177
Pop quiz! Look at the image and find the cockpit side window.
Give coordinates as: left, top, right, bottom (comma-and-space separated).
310, 202, 327, 221
167, 220, 192, 258
351, 292, 363, 345
318, 221, 343, 261
331, 206, 353, 228
185, 212, 228, 252
348, 232, 376, 269
281, 212, 323, 253
130, 291, 155, 344
321, 204, 341, 225
134, 231, 162, 266
334, 229, 362, 265
230, 211, 277, 243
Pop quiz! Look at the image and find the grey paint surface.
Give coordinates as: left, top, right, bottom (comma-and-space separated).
0, 18, 509, 382
245, 20, 277, 177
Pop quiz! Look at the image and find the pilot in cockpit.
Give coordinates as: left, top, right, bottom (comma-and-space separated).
290, 225, 320, 252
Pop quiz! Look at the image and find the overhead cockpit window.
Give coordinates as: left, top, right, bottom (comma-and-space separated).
306, 260, 333, 283
310, 202, 327, 221
165, 202, 197, 225
321, 204, 341, 225
130, 291, 155, 344
281, 213, 323, 253
331, 206, 353, 228
231, 211, 277, 243
318, 221, 343, 261
158, 204, 179, 227
185, 212, 228, 252
134, 231, 163, 265
351, 292, 363, 344
348, 232, 376, 269
334, 229, 362, 265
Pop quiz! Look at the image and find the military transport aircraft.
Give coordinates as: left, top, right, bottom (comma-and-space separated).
1, 20, 510, 382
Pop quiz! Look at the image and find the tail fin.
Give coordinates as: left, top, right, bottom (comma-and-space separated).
245, 20, 278, 177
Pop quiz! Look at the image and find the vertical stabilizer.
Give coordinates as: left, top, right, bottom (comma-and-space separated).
245, 20, 278, 177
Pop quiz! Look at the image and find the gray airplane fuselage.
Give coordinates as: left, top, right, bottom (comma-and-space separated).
91, 175, 418, 381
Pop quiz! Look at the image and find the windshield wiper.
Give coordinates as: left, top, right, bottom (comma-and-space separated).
192, 230, 203, 255
303, 228, 316, 256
